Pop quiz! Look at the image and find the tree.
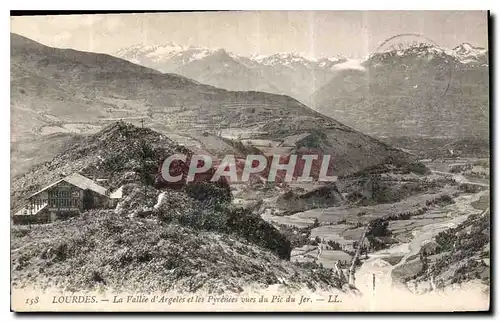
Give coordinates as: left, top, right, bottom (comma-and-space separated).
366, 218, 391, 251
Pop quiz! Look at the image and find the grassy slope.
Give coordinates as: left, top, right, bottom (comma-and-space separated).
11, 211, 344, 293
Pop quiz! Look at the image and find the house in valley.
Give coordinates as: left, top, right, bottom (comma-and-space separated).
13, 173, 123, 224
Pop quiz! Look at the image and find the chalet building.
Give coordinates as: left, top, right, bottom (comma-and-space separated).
13, 173, 123, 225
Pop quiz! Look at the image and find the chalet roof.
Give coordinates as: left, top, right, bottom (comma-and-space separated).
109, 185, 124, 199
64, 173, 108, 196
29, 173, 108, 198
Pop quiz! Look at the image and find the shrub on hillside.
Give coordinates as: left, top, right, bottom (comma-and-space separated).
402, 162, 429, 175
185, 180, 232, 206
225, 207, 292, 260
11, 211, 343, 293
459, 183, 484, 193
367, 218, 392, 251
154, 193, 291, 260
449, 164, 473, 174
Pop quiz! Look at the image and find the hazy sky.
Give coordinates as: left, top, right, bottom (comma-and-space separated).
10, 11, 488, 59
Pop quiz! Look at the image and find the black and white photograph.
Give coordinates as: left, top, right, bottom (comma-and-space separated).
9, 10, 491, 312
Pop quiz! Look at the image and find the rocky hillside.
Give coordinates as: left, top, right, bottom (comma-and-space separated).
11, 209, 346, 293
11, 33, 408, 178
311, 43, 489, 138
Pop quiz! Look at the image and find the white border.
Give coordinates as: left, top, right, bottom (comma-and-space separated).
2, 1, 498, 321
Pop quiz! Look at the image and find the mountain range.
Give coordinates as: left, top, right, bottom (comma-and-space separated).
114, 43, 349, 103
115, 42, 487, 96
10, 33, 406, 178
114, 41, 489, 139
311, 43, 489, 138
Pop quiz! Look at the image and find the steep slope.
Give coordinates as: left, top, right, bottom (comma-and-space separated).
11, 33, 407, 178
11, 33, 338, 138
311, 43, 489, 138
114, 43, 347, 103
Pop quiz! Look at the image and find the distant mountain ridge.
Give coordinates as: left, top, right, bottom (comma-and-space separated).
114, 43, 349, 103
115, 40, 488, 70
115, 43, 348, 71
368, 42, 488, 67
311, 42, 489, 139
114, 40, 488, 107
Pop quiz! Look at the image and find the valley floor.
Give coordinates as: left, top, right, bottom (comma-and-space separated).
258, 158, 490, 303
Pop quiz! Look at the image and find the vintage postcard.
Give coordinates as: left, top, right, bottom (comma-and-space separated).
10, 11, 490, 312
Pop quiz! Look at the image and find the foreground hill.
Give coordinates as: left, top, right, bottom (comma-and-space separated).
11, 33, 407, 178
11, 210, 346, 293
311, 43, 489, 138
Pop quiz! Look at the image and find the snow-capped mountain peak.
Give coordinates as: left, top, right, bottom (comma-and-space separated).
368, 42, 488, 66
451, 43, 488, 64
453, 42, 483, 54
115, 42, 188, 58
115, 42, 236, 65
253, 52, 313, 66
115, 43, 349, 71
317, 56, 348, 68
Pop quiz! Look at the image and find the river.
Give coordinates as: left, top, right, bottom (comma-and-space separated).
353, 158, 490, 296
